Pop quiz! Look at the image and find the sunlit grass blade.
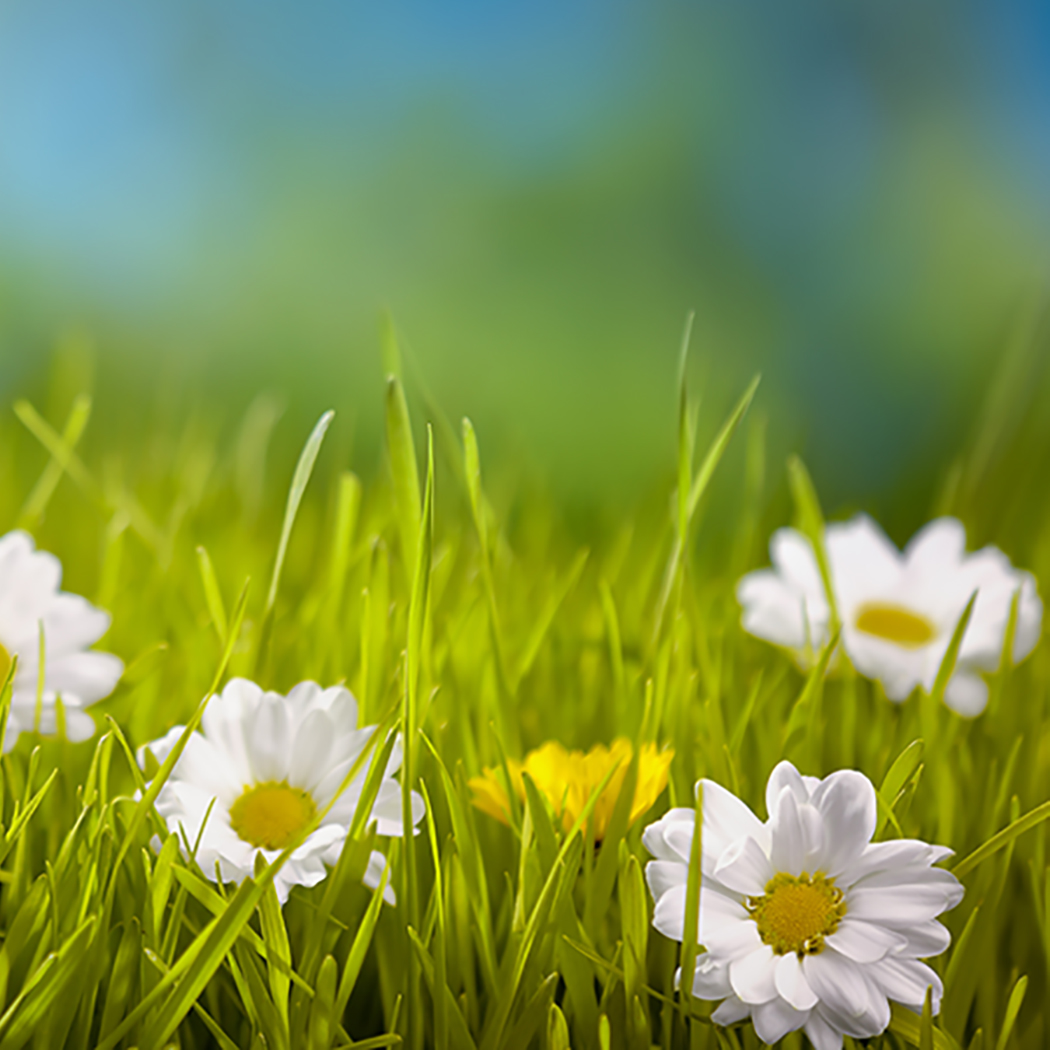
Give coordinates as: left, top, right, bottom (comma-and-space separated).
993, 975, 1027, 1050
952, 799, 1050, 879
928, 591, 978, 711
652, 373, 760, 644
196, 544, 228, 645
875, 739, 924, 837
0, 916, 96, 1050
14, 398, 164, 552
386, 374, 422, 575
17, 392, 91, 529
678, 781, 703, 1031
106, 577, 251, 896
398, 423, 434, 1049
514, 547, 588, 688
258, 408, 335, 669
888, 1002, 961, 1050
786, 453, 838, 632
463, 417, 510, 693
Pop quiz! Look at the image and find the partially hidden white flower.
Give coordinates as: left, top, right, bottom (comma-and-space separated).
0, 530, 123, 751
644, 761, 964, 1050
140, 677, 425, 905
737, 515, 1042, 716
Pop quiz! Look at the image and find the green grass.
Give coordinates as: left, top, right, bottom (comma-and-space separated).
0, 326, 1048, 1050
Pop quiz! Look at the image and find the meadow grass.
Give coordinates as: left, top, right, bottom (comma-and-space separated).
0, 325, 1048, 1050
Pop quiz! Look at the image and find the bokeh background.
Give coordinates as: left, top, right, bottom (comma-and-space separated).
2, 0, 1050, 515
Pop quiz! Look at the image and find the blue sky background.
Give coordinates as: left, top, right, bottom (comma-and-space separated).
2, 0, 1050, 510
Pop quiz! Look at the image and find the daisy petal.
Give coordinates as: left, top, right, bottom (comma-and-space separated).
699, 779, 770, 868
738, 569, 810, 650
288, 709, 336, 792
753, 996, 810, 1043
711, 995, 751, 1025
713, 835, 773, 897
809, 770, 876, 876
805, 1009, 845, 1050
690, 953, 732, 999
943, 672, 988, 717
895, 920, 951, 959
774, 952, 819, 1011
653, 885, 688, 942
642, 809, 695, 862
868, 956, 943, 1013
701, 887, 763, 956
824, 917, 905, 964
839, 839, 953, 884
765, 760, 813, 818
768, 785, 806, 873
803, 949, 891, 1038
645, 860, 687, 905
729, 944, 778, 1004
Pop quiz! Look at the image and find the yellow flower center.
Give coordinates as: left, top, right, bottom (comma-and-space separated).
854, 602, 936, 648
228, 781, 316, 850
747, 872, 846, 957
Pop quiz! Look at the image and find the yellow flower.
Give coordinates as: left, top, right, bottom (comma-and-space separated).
469, 739, 673, 840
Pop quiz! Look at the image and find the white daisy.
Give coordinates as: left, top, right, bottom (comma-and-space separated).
140, 677, 425, 904
737, 515, 1043, 715
0, 530, 123, 751
644, 761, 964, 1050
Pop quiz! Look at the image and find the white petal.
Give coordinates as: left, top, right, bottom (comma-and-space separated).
145, 728, 242, 803
653, 884, 688, 942
826, 515, 903, 614
895, 920, 951, 959
771, 528, 824, 596
642, 809, 695, 862
246, 692, 292, 783
202, 679, 260, 783
1012, 573, 1043, 664
40, 593, 112, 654
713, 835, 773, 897
738, 570, 812, 651
701, 888, 763, 956
729, 944, 778, 1004
868, 956, 943, 1013
805, 1009, 845, 1050
62, 707, 97, 743
903, 518, 966, 576
646, 860, 687, 905
367, 780, 425, 837
809, 770, 876, 876
753, 995, 810, 1044
288, 709, 336, 792
824, 918, 905, 963
943, 672, 988, 717
847, 868, 963, 919
841, 631, 926, 701
690, 953, 732, 999
770, 789, 822, 876
40, 651, 124, 705
765, 760, 813, 818
285, 679, 324, 713
699, 779, 770, 871
839, 840, 953, 885
774, 952, 819, 1011
802, 949, 891, 1038
710, 995, 751, 1025
953, 549, 1030, 666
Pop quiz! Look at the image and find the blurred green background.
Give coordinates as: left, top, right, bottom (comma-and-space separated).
1, 0, 1049, 512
